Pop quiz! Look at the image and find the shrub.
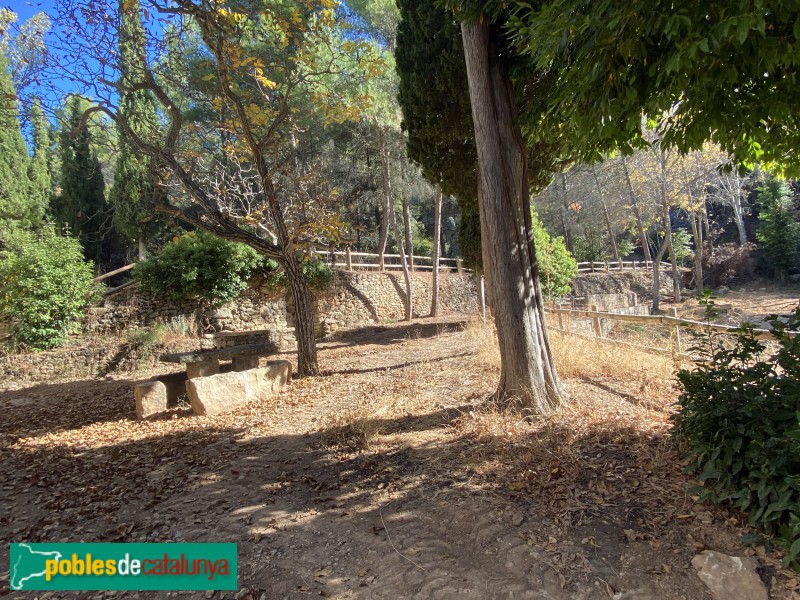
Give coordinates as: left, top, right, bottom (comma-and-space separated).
673, 299, 800, 568
0, 227, 101, 349
263, 257, 332, 292
702, 241, 753, 288
133, 231, 263, 308
532, 212, 578, 299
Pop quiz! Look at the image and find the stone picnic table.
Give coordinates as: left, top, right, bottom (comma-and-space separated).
160, 342, 278, 378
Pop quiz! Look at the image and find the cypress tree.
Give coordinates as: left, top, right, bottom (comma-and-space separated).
109, 0, 165, 259
394, 1, 481, 268
28, 98, 52, 221
53, 96, 108, 264
0, 53, 36, 234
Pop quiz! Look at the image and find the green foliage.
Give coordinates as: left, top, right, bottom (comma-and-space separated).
133, 231, 263, 308
671, 228, 693, 264
532, 212, 577, 299
52, 96, 108, 263
263, 257, 333, 292
0, 227, 100, 349
573, 234, 608, 263
755, 176, 800, 280
674, 300, 800, 568
499, 0, 800, 176
395, 0, 482, 268
616, 238, 635, 258
0, 54, 38, 234
27, 99, 52, 217
110, 0, 167, 249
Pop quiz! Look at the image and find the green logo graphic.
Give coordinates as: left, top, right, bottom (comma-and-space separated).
9, 543, 237, 591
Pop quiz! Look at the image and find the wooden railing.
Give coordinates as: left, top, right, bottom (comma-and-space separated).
545, 306, 795, 356
319, 249, 469, 273
577, 260, 664, 273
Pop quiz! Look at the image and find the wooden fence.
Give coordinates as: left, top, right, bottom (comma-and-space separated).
544, 305, 795, 356
577, 259, 669, 273
319, 249, 468, 273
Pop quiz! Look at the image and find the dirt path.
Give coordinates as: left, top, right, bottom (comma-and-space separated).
1, 317, 798, 599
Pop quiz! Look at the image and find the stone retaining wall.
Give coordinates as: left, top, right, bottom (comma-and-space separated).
85, 271, 479, 345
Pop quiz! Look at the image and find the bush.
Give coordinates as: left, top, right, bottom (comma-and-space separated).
263, 257, 332, 291
702, 241, 753, 288
532, 212, 578, 299
755, 175, 800, 280
133, 231, 263, 308
0, 227, 101, 349
673, 299, 800, 568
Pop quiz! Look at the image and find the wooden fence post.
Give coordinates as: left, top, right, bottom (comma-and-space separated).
456, 257, 463, 274
671, 307, 682, 354
346, 247, 353, 271
591, 303, 603, 338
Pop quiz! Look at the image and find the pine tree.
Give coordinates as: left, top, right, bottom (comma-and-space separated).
53, 96, 108, 264
755, 176, 800, 281
0, 53, 36, 234
109, 0, 165, 259
27, 98, 52, 221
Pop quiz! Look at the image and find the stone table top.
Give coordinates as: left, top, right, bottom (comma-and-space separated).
160, 342, 279, 364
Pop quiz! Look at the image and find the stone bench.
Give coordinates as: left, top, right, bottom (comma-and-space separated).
135, 358, 291, 419
159, 342, 278, 378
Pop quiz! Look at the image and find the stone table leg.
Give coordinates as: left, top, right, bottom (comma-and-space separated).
186, 358, 220, 379
232, 355, 260, 372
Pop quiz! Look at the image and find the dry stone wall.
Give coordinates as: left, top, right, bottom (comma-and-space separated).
86, 271, 479, 345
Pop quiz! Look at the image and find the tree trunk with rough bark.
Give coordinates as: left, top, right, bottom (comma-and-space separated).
460, 21, 562, 412
284, 251, 319, 376
431, 185, 443, 317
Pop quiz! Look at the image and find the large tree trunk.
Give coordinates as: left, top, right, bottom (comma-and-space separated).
431, 185, 443, 317
622, 156, 652, 263
460, 21, 562, 412
376, 123, 390, 271
284, 252, 319, 376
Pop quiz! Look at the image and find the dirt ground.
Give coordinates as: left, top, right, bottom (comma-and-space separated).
678, 282, 799, 327
2, 315, 799, 599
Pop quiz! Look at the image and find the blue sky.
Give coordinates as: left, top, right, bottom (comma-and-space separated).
4, 0, 54, 22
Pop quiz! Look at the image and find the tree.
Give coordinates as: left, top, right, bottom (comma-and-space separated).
0, 53, 37, 235
52, 0, 381, 376
395, 1, 481, 269
458, 19, 563, 411
0, 226, 100, 349
505, 0, 800, 176
0, 9, 49, 96
108, 0, 166, 260
28, 99, 52, 220
52, 96, 109, 264
755, 176, 800, 281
